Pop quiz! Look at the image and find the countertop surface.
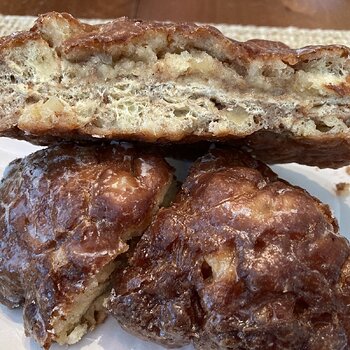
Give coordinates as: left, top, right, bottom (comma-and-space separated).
1, 0, 350, 30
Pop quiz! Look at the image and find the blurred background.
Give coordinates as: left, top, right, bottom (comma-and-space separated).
0, 0, 349, 29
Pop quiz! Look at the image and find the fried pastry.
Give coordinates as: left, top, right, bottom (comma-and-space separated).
0, 13, 350, 167
108, 149, 350, 349
0, 143, 173, 349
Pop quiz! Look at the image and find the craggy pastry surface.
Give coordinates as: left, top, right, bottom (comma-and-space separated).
0, 143, 173, 348
108, 149, 350, 349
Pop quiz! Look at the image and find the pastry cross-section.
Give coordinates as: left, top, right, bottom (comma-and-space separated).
1, 13, 350, 166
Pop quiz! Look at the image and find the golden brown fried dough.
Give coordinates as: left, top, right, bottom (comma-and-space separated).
0, 143, 173, 349
0, 13, 350, 167
108, 149, 350, 349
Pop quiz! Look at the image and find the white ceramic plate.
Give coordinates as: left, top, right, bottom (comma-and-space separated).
0, 137, 349, 350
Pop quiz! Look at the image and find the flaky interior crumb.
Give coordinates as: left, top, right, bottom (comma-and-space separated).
51, 262, 114, 345
1, 21, 350, 141
47, 174, 175, 346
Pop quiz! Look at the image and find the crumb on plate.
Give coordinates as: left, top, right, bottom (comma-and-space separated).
335, 182, 350, 196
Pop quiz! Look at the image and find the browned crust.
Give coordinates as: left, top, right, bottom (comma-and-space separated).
25, 12, 349, 62
325, 83, 350, 96
0, 31, 41, 51
2, 126, 350, 168
238, 131, 350, 168
0, 11, 347, 74
107, 149, 350, 349
0, 143, 173, 348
